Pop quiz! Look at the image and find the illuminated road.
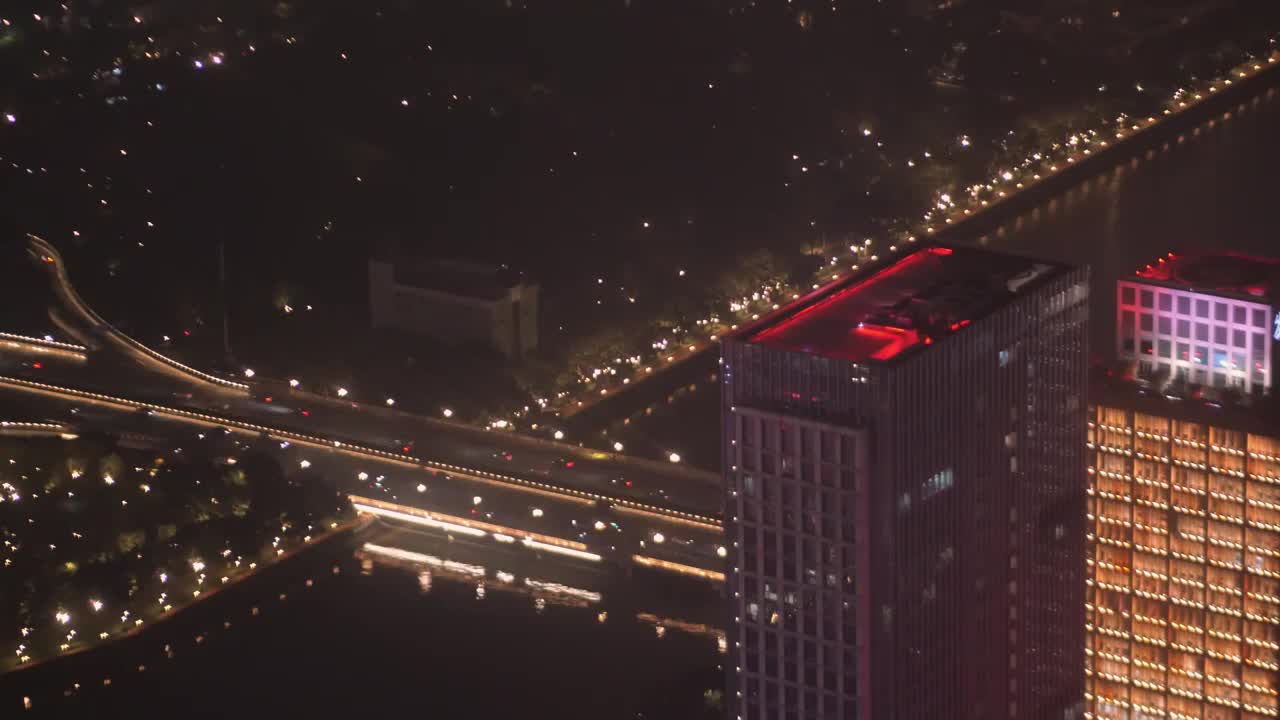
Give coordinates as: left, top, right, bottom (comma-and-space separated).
19, 235, 723, 518
0, 237, 729, 581
0, 368, 726, 583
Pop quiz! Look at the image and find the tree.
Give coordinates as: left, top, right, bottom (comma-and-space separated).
116, 530, 146, 555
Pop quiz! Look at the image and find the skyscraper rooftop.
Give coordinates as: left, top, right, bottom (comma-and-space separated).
746, 245, 1070, 363
1131, 250, 1280, 303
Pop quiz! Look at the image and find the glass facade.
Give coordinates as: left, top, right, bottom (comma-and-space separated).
723, 251, 1089, 720
1116, 280, 1273, 393
1085, 404, 1280, 720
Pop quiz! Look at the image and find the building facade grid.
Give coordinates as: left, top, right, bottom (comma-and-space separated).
1116, 281, 1273, 393
1085, 405, 1280, 720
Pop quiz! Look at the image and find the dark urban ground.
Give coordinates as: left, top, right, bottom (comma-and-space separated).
3, 0, 1277, 426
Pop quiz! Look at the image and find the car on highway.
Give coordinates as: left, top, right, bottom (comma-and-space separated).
492, 450, 513, 462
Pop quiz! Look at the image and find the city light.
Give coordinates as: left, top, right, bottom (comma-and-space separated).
288, 378, 299, 388
668, 453, 681, 463
243, 368, 255, 378
613, 442, 624, 452
336, 387, 348, 398
441, 408, 453, 418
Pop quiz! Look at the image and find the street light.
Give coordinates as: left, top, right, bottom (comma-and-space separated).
336, 387, 348, 398
472, 496, 482, 506
554, 430, 565, 440
613, 441, 624, 452
243, 368, 255, 378
288, 378, 299, 388
299, 460, 311, 469
385, 398, 395, 406
652, 533, 665, 544
442, 408, 453, 418
716, 546, 728, 558
668, 452, 682, 464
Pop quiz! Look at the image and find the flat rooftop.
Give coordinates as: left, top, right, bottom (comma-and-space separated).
746, 245, 1067, 363
385, 258, 529, 301
1091, 364, 1280, 437
1129, 251, 1280, 303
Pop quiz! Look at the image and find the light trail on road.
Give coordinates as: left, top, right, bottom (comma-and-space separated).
0, 373, 722, 530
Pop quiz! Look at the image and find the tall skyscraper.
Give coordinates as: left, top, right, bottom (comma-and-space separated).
1086, 371, 1280, 720
1117, 252, 1280, 394
1088, 250, 1280, 720
721, 245, 1090, 720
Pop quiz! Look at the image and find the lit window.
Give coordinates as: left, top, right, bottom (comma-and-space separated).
921, 468, 954, 499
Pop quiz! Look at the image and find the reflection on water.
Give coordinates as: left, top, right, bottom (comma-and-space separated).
4, 522, 725, 720
358, 540, 604, 608
978, 86, 1280, 354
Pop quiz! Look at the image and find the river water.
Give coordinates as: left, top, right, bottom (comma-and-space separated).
2, 523, 725, 719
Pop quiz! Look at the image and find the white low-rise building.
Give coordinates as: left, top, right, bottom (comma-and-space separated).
369, 257, 537, 360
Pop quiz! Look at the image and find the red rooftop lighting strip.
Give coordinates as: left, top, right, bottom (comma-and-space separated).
749, 247, 950, 361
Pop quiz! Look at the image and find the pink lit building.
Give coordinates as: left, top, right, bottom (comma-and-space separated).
1117, 253, 1280, 394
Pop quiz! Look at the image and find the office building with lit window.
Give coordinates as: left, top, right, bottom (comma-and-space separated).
721, 245, 1089, 720
1117, 252, 1280, 395
1086, 370, 1280, 720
